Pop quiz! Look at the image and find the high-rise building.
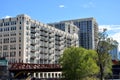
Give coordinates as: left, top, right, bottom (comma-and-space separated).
0, 14, 79, 64
49, 17, 98, 49
109, 42, 119, 60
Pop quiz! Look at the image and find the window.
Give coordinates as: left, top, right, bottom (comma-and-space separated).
26, 21, 29, 25
19, 44, 21, 49
11, 26, 16, 31
26, 59, 28, 63
26, 32, 29, 35
0, 23, 3, 26
10, 44, 16, 50
10, 32, 16, 36
19, 26, 21, 30
11, 21, 16, 25
4, 27, 9, 31
19, 32, 21, 35
68, 25, 70, 33
10, 37, 16, 43
20, 21, 21, 24
4, 22, 9, 26
0, 39, 2, 44
26, 51, 28, 56
3, 52, 9, 57
0, 28, 3, 32
19, 37, 21, 42
10, 51, 16, 57
19, 51, 21, 57
4, 33, 9, 37
26, 26, 29, 30
0, 46, 2, 51
3, 38, 9, 43
3, 45, 8, 50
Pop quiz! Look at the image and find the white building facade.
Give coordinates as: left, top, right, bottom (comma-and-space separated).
0, 14, 79, 64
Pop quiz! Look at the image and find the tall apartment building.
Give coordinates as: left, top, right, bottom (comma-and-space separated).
49, 17, 98, 49
109, 42, 120, 61
0, 14, 79, 64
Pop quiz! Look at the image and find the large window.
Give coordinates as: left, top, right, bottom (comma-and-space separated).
0, 39, 2, 44
11, 21, 16, 25
19, 26, 21, 30
19, 51, 21, 57
19, 37, 21, 42
3, 52, 8, 57
4, 22, 10, 26
4, 27, 9, 31
10, 32, 16, 36
3, 38, 9, 43
10, 37, 16, 43
4, 33, 9, 37
10, 51, 16, 57
10, 44, 16, 50
0, 28, 2, 32
11, 26, 16, 31
3, 45, 8, 50
19, 44, 21, 49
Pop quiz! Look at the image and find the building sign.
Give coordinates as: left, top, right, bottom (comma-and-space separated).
0, 60, 8, 66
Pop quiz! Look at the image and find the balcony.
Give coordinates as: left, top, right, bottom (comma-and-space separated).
31, 29, 36, 33
60, 40, 64, 44
40, 42, 44, 47
48, 44, 54, 48
36, 29, 40, 33
49, 50, 54, 54
40, 31, 47, 36
31, 34, 36, 39
59, 45, 64, 50
35, 40, 39, 44
49, 33, 54, 38
44, 49, 48, 53
60, 36, 64, 40
44, 56, 48, 60
49, 38, 54, 42
31, 25, 36, 29
55, 51, 60, 54
35, 33, 40, 38
40, 49, 45, 53
40, 36, 45, 41
31, 47, 36, 52
35, 48, 40, 51
49, 54, 54, 59
40, 56, 44, 60
44, 43, 48, 48
30, 54, 36, 59
31, 40, 36, 45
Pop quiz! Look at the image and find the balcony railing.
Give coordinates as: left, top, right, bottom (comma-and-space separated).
30, 54, 36, 59
31, 26, 36, 28
31, 29, 36, 33
31, 47, 36, 52
49, 38, 54, 42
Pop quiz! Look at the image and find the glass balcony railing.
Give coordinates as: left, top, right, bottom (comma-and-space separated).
30, 54, 36, 59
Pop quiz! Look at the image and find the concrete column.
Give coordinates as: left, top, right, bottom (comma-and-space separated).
33, 73, 36, 77
38, 73, 40, 78
42, 72, 44, 78
46, 72, 48, 78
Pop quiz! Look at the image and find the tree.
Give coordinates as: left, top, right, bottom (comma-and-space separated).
59, 47, 99, 80
96, 29, 117, 80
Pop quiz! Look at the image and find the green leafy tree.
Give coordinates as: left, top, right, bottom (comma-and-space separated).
59, 47, 99, 80
96, 29, 117, 80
